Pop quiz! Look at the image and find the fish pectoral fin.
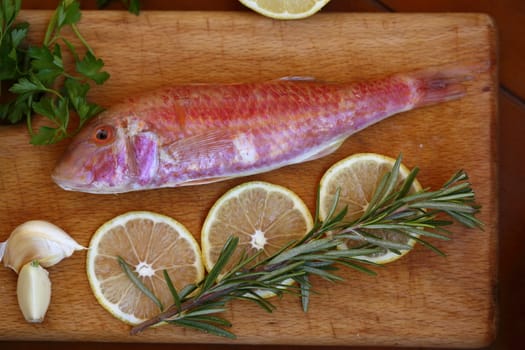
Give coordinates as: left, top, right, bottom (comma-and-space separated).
165, 130, 233, 159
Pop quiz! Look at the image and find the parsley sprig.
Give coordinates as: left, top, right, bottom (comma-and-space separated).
121, 156, 482, 338
0, 0, 30, 124
96, 0, 141, 15
0, 0, 109, 144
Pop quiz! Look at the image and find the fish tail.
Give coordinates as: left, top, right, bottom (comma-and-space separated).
409, 62, 489, 108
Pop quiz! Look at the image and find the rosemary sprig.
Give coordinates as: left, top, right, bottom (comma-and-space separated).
123, 155, 482, 338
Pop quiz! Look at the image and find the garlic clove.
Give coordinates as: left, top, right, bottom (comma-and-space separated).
17, 260, 52, 323
1, 220, 85, 273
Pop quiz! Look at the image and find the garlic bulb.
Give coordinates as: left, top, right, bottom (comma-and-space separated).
0, 220, 85, 273
17, 260, 52, 323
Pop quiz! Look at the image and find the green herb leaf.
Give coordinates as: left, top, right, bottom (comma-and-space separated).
9, 77, 46, 94
54, 96, 70, 127
163, 270, 181, 311
178, 284, 198, 300
30, 125, 59, 145
28, 45, 64, 85
2, 0, 107, 142
32, 96, 57, 121
1, 0, 21, 31
63, 77, 89, 99
125, 0, 141, 15
10, 21, 28, 48
170, 318, 236, 339
64, 78, 104, 122
200, 236, 238, 294
0, 93, 31, 123
117, 256, 164, 311
76, 50, 110, 84
55, 0, 81, 29
1, 2, 30, 123
298, 275, 310, 312
31, 95, 69, 132
97, 0, 141, 15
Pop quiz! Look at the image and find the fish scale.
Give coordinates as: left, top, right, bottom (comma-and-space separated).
52, 64, 476, 194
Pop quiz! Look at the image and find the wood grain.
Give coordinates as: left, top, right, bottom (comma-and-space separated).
0, 11, 497, 347
382, 0, 525, 102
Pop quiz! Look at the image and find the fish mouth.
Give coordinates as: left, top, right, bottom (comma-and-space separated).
51, 137, 98, 193
51, 166, 130, 194
51, 172, 113, 194
51, 169, 94, 192
51, 151, 95, 192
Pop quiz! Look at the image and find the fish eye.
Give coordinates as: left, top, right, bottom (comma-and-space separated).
93, 125, 115, 144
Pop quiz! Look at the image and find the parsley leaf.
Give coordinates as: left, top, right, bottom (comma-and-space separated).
28, 45, 64, 85
1, 0, 21, 31
124, 0, 141, 15
55, 0, 81, 29
64, 78, 104, 123
32, 96, 58, 122
0, 94, 31, 124
9, 76, 48, 94
30, 126, 60, 145
0, 1, 28, 87
31, 97, 70, 144
10, 21, 28, 48
96, 0, 141, 15
76, 51, 110, 84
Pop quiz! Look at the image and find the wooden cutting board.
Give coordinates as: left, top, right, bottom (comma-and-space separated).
0, 11, 497, 347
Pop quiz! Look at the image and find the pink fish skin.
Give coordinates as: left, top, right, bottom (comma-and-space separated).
52, 65, 476, 194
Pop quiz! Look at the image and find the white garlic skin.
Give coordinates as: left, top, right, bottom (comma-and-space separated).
0, 220, 85, 273
17, 261, 52, 323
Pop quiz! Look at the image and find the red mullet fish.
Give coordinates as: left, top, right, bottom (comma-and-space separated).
52, 64, 478, 194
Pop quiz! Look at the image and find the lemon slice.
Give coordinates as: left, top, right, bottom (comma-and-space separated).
239, 0, 331, 20
201, 181, 313, 296
319, 153, 423, 264
86, 211, 204, 325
